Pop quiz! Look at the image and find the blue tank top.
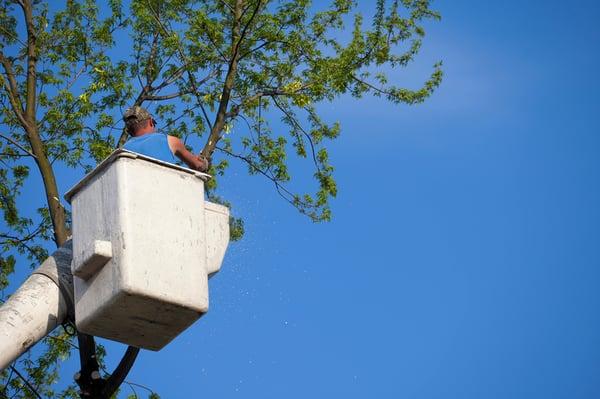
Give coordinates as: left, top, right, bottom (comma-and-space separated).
123, 133, 176, 164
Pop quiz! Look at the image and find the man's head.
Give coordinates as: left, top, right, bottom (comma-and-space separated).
123, 106, 155, 136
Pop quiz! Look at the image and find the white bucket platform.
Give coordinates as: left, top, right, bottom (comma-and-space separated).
65, 149, 229, 351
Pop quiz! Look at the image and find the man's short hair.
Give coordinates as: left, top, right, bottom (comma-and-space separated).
123, 106, 152, 135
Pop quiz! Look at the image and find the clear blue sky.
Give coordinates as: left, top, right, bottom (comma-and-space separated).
9, 0, 600, 397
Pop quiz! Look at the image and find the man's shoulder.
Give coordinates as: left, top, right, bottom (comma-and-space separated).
166, 135, 183, 149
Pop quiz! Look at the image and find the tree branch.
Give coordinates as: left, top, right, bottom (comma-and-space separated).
101, 346, 140, 398
153, 65, 186, 91
0, 223, 44, 245
74, 334, 104, 398
181, 8, 228, 63
143, 90, 194, 101
200, 0, 264, 159
146, 4, 220, 137
16, 0, 68, 247
8, 366, 42, 399
121, 381, 157, 397
0, 24, 27, 47
226, 82, 310, 119
145, 31, 161, 85
217, 0, 235, 14
22, 0, 36, 122
349, 74, 389, 96
0, 53, 29, 129
216, 145, 313, 212
238, 39, 271, 60
271, 97, 319, 171
15, 3, 103, 398
0, 132, 36, 158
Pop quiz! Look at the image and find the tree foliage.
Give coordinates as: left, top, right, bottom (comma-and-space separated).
0, 0, 441, 397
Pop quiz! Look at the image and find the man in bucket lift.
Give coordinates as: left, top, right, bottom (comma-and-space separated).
122, 106, 210, 172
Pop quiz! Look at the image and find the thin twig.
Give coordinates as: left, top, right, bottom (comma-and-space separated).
216, 145, 312, 210
125, 381, 138, 398
8, 366, 42, 399
144, 90, 195, 101
124, 381, 157, 396
0, 223, 44, 245
146, 3, 218, 132
0, 133, 37, 159
271, 97, 320, 171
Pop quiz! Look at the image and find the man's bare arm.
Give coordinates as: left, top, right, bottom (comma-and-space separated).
167, 136, 209, 172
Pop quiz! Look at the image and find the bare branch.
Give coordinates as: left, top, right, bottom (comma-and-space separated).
153, 65, 186, 91
271, 97, 320, 171
0, 223, 44, 245
22, 0, 37, 122
1, 365, 14, 398
217, 0, 235, 14
235, 111, 259, 146
101, 346, 140, 398
143, 91, 195, 101
124, 382, 138, 399
350, 74, 391, 96
145, 3, 217, 134
8, 366, 41, 399
145, 31, 161, 85
202, 30, 229, 63
0, 24, 27, 47
75, 334, 103, 397
197, 101, 213, 131
200, 0, 265, 158
0, 152, 29, 158
216, 145, 313, 211
160, 104, 200, 131
176, 7, 228, 63
0, 53, 29, 129
65, 64, 87, 91
236, 0, 264, 54
226, 83, 310, 119
238, 39, 271, 60
122, 381, 157, 396
143, 68, 217, 101
0, 133, 37, 158
135, 44, 145, 89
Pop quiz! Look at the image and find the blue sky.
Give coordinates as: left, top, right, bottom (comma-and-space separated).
6, 0, 600, 397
